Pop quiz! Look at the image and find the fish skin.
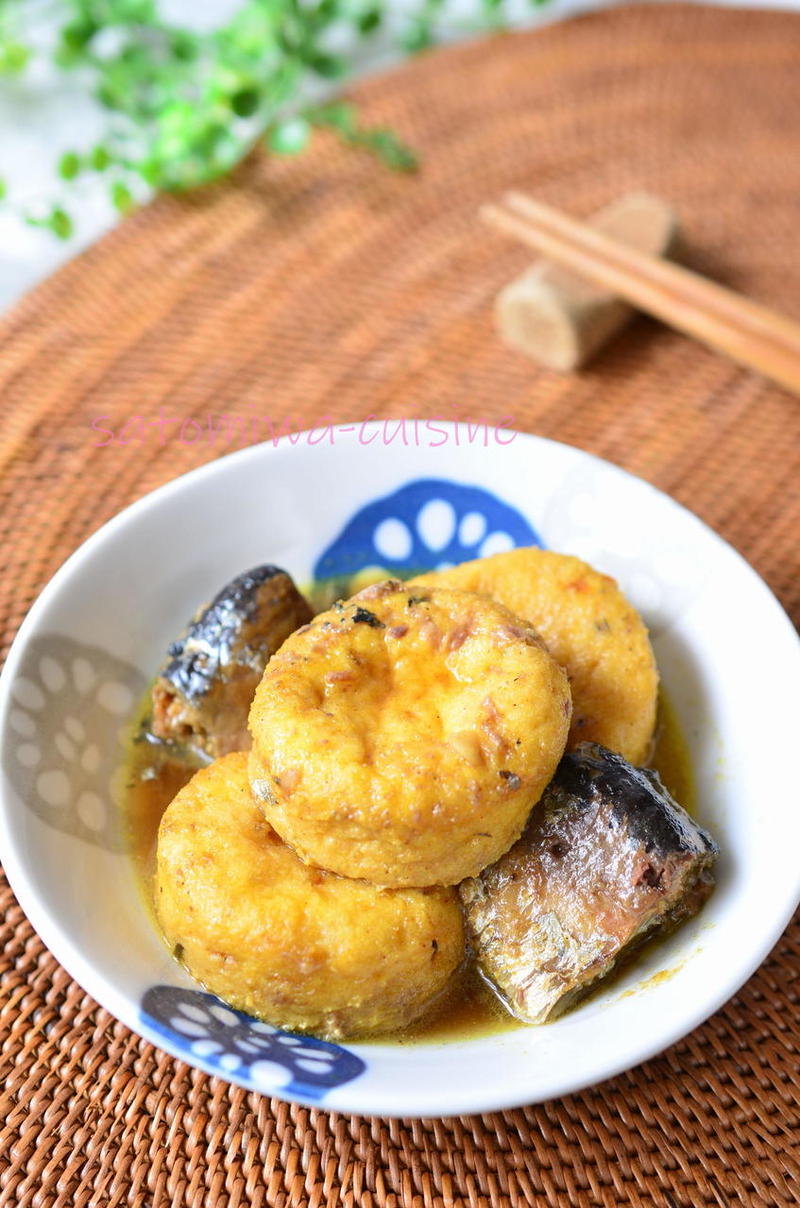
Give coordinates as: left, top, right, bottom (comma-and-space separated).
460, 742, 718, 1024
151, 565, 312, 758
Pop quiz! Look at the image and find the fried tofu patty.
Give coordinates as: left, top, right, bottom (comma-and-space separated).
248, 581, 571, 887
155, 753, 465, 1039
415, 549, 658, 765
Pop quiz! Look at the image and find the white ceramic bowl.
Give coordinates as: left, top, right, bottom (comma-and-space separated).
1, 425, 798, 1118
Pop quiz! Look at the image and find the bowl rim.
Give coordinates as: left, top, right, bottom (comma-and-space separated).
1, 423, 799, 1117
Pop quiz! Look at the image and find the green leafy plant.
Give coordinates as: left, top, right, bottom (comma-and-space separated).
0, 0, 541, 237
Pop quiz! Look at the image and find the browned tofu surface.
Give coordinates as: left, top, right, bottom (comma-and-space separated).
248, 579, 572, 887
156, 753, 466, 1039
415, 548, 659, 764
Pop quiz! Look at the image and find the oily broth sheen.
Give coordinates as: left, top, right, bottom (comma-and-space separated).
124, 687, 694, 1043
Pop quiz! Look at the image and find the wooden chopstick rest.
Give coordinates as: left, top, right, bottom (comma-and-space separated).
495, 193, 680, 371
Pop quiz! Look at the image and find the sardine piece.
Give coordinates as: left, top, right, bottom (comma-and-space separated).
151, 566, 312, 758
459, 742, 718, 1023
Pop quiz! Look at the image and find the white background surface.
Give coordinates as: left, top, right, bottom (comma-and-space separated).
0, 0, 794, 314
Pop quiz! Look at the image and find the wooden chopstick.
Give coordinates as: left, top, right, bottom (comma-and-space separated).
480, 192, 800, 394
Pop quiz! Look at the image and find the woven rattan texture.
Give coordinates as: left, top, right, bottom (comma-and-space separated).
1, 5, 799, 1205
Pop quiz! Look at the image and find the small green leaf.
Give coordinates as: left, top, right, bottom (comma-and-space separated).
0, 179, 6, 202
138, 158, 162, 188
58, 152, 82, 181
358, 9, 382, 34
315, 0, 341, 23
170, 31, 198, 61
111, 181, 134, 214
0, 41, 30, 75
26, 207, 74, 239
90, 145, 111, 172
51, 208, 73, 239
307, 53, 344, 79
231, 87, 261, 118
60, 20, 98, 54
267, 118, 311, 156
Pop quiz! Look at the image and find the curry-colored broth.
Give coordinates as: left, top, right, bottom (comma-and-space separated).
124, 684, 694, 1044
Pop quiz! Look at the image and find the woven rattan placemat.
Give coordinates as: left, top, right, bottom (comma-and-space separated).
1, 4, 799, 1205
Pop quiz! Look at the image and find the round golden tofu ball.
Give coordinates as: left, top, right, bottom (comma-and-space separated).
155, 753, 465, 1040
248, 580, 571, 887
414, 549, 658, 765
